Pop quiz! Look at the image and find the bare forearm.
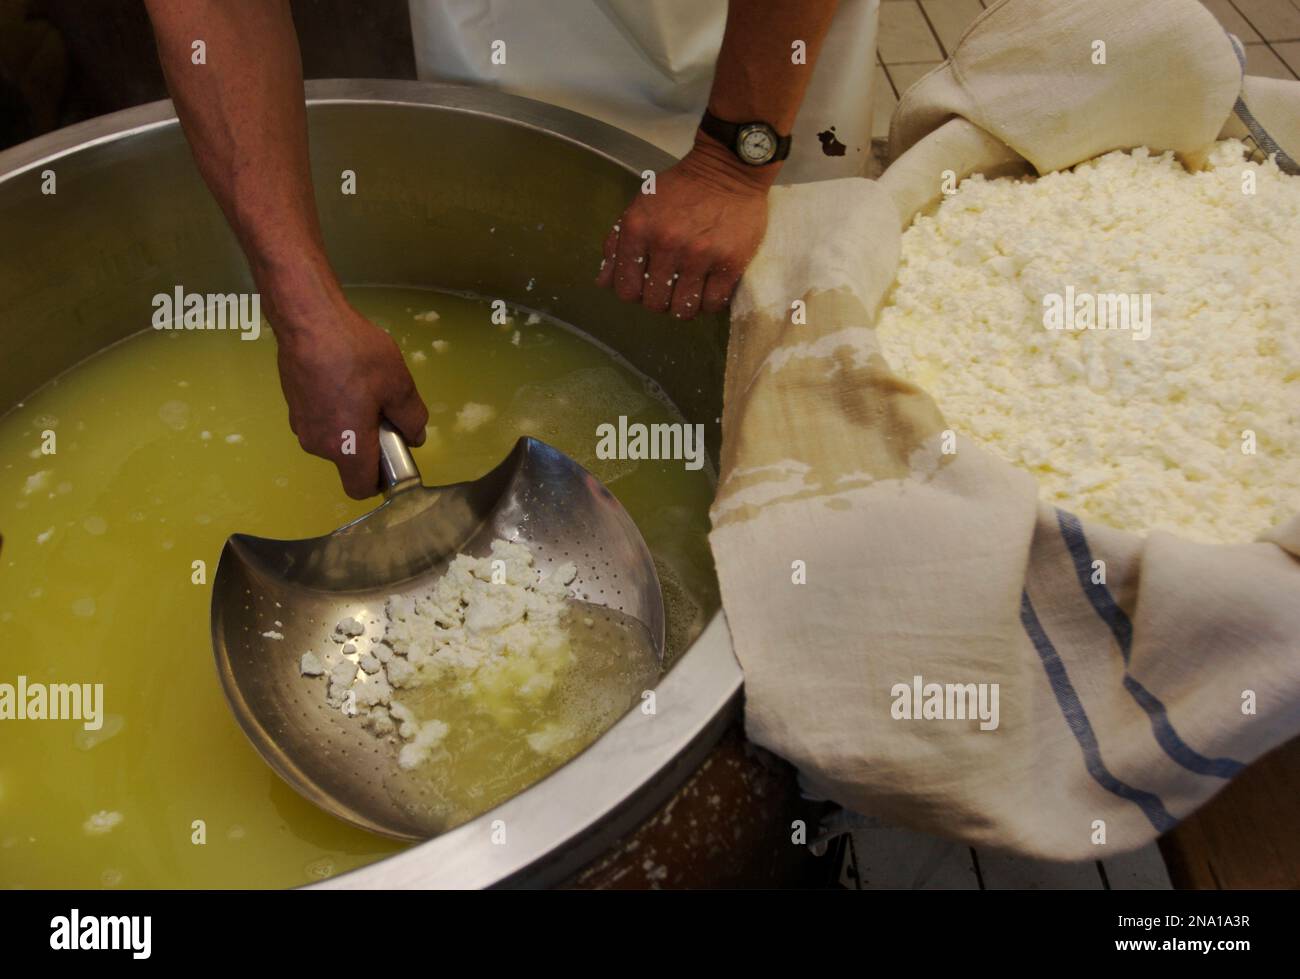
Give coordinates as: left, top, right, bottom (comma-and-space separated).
711, 0, 839, 131
144, 0, 338, 333
697, 0, 840, 187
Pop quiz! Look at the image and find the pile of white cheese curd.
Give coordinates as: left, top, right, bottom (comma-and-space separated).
876, 140, 1299, 545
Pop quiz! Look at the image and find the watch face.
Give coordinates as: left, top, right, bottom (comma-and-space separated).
737, 124, 777, 165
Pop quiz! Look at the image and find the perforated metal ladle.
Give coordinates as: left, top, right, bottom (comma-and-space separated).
210, 422, 665, 840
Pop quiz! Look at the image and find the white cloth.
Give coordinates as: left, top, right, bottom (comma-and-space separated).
408, 0, 880, 183
711, 0, 1300, 860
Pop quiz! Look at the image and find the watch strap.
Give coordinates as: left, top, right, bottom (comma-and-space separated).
699, 110, 792, 164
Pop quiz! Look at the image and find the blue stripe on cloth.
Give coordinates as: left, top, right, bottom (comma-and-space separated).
1019, 590, 1179, 833
1226, 31, 1299, 175
1054, 509, 1245, 780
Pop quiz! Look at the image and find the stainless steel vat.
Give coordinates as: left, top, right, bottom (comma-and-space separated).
0, 79, 742, 888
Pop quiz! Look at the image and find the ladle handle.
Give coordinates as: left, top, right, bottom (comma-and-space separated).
378, 420, 422, 496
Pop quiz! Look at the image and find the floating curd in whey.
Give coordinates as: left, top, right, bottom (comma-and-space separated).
876, 140, 1299, 545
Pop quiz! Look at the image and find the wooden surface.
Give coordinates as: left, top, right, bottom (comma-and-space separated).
839, 826, 1170, 891
566, 723, 834, 889
1159, 735, 1300, 890
565, 719, 1173, 891
845, 825, 981, 889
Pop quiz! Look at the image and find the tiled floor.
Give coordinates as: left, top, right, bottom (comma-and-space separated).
873, 0, 1300, 139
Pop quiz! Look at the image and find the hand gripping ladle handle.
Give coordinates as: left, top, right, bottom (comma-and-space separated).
378, 419, 422, 496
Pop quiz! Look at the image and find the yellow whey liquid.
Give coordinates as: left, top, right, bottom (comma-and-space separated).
0, 287, 717, 888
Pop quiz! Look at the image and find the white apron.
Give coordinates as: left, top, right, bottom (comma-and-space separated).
408, 0, 881, 184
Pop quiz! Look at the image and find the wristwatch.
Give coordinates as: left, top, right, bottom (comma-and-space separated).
699, 110, 792, 167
